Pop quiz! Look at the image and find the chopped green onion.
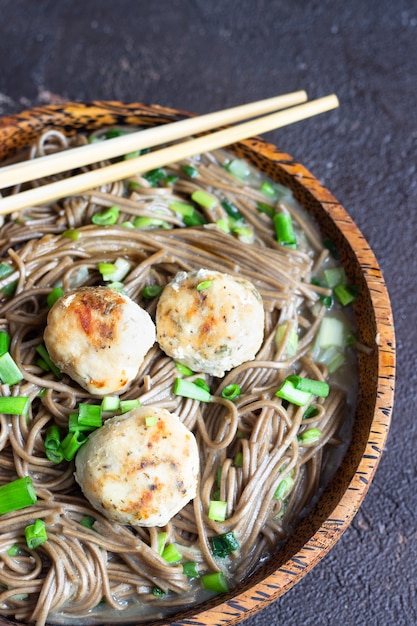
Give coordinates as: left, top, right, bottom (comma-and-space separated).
0, 331, 11, 355
62, 228, 81, 241
152, 586, 166, 597
334, 283, 358, 306
68, 412, 98, 433
0, 352, 24, 386
161, 543, 182, 563
274, 475, 295, 500
232, 225, 254, 243
157, 531, 167, 556
80, 515, 96, 530
208, 500, 227, 522
35, 345, 62, 379
164, 174, 179, 185
225, 158, 251, 180
315, 317, 346, 351
181, 164, 199, 178
275, 379, 312, 407
174, 362, 194, 376
216, 218, 230, 233
173, 378, 212, 403
211, 531, 240, 557
0, 396, 30, 415
141, 284, 163, 299
0, 263, 14, 279
286, 375, 330, 398
311, 278, 333, 308
324, 267, 347, 289
196, 280, 212, 291
124, 150, 141, 160
303, 405, 320, 419
201, 571, 229, 593
191, 190, 217, 210
78, 403, 102, 428
47, 287, 64, 308
183, 210, 206, 226
0, 476, 37, 514
182, 561, 199, 578
260, 181, 277, 199
101, 396, 120, 413
298, 427, 322, 444
256, 201, 275, 217
105, 128, 127, 139
60, 431, 88, 461
234, 451, 243, 467
25, 519, 48, 550
119, 399, 141, 414
7, 544, 21, 556
44, 424, 61, 453
317, 346, 346, 373
221, 199, 244, 221
98, 262, 116, 276
221, 384, 241, 400
144, 168, 166, 187
121, 220, 135, 228
133, 216, 170, 229
275, 322, 298, 357
91, 205, 120, 225
323, 237, 340, 260
1, 280, 17, 297
145, 416, 157, 427
169, 201, 195, 217
194, 378, 211, 393
273, 212, 297, 247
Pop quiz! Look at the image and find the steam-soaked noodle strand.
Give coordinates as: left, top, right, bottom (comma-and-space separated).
0, 129, 355, 625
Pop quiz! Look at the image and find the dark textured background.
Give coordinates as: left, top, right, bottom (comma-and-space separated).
0, 1, 416, 625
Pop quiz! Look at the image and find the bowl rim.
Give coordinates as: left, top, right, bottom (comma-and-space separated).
0, 101, 396, 626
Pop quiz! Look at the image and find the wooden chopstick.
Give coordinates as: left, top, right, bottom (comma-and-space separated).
0, 94, 338, 216
0, 91, 308, 189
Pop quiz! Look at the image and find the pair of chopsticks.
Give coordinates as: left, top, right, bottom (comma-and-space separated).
0, 91, 339, 215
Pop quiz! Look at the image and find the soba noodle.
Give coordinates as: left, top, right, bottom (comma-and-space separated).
0, 128, 357, 625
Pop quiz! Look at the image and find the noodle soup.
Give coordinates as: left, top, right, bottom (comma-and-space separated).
0, 127, 359, 625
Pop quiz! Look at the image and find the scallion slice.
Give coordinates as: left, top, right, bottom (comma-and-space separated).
157, 531, 167, 556
101, 396, 120, 413
25, 519, 48, 549
7, 544, 21, 556
169, 201, 195, 217
181, 164, 199, 178
208, 500, 227, 522
35, 345, 62, 379
260, 181, 277, 199
152, 586, 166, 598
221, 384, 241, 400
0, 396, 30, 415
275, 379, 312, 407
141, 284, 163, 299
273, 474, 295, 500
145, 416, 157, 427
201, 571, 229, 593
0, 331, 10, 355
182, 561, 199, 578
0, 476, 37, 514
60, 431, 88, 461
47, 286, 64, 308
234, 451, 243, 467
173, 378, 212, 403
78, 403, 102, 428
211, 531, 240, 557
273, 212, 297, 247
256, 201, 275, 217
133, 216, 170, 229
191, 190, 217, 210
175, 362, 194, 376
119, 399, 141, 414
91, 205, 120, 225
80, 515, 96, 530
221, 199, 244, 221
183, 210, 206, 226
196, 280, 212, 291
0, 352, 24, 386
298, 427, 322, 444
62, 228, 81, 241
286, 375, 330, 398
334, 283, 358, 306
161, 543, 182, 563
143, 167, 166, 187
0, 263, 14, 279
324, 267, 346, 288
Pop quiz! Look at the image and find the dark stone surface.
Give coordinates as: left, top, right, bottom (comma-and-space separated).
0, 1, 416, 624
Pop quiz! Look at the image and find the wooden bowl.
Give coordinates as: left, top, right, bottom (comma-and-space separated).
0, 102, 395, 626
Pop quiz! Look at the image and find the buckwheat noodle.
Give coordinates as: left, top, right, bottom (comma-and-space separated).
0, 129, 354, 625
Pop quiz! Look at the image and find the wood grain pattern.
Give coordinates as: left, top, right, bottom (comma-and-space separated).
0, 102, 395, 626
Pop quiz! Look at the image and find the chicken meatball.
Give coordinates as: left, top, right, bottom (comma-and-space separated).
75, 406, 199, 527
156, 269, 264, 377
44, 286, 155, 395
